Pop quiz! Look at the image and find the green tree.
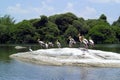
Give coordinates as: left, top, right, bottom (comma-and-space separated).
86, 19, 110, 29
32, 15, 48, 29
73, 18, 89, 35
55, 12, 78, 34
48, 14, 59, 23
112, 16, 120, 27
0, 15, 15, 25
39, 21, 60, 42
64, 25, 78, 40
88, 25, 116, 43
0, 24, 10, 43
112, 26, 120, 42
13, 20, 36, 43
40, 15, 48, 25
99, 14, 107, 22
0, 15, 15, 43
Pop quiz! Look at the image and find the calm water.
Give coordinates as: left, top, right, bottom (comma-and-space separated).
0, 44, 120, 80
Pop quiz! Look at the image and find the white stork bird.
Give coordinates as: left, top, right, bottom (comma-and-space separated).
89, 38, 94, 47
82, 37, 89, 49
68, 36, 76, 47
48, 42, 54, 48
37, 39, 46, 48
45, 42, 48, 49
29, 46, 33, 52
56, 40, 61, 48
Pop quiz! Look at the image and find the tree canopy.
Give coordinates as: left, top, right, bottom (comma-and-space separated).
0, 13, 120, 44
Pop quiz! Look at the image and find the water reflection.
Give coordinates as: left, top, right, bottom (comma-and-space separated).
80, 67, 88, 80
0, 46, 14, 61
1, 59, 120, 80
0, 44, 120, 80
95, 44, 120, 53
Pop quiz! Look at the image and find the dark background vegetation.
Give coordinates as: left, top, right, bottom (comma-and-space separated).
0, 12, 120, 44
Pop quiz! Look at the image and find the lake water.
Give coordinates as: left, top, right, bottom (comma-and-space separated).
0, 44, 120, 80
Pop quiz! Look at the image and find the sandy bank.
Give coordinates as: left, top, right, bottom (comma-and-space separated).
10, 48, 120, 67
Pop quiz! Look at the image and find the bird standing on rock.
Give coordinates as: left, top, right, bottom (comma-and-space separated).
29, 46, 33, 52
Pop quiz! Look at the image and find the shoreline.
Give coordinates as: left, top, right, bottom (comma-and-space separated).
10, 48, 120, 67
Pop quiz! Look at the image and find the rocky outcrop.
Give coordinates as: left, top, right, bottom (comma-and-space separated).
10, 48, 120, 67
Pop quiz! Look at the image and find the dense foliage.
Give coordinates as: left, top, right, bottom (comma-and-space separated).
0, 12, 120, 44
